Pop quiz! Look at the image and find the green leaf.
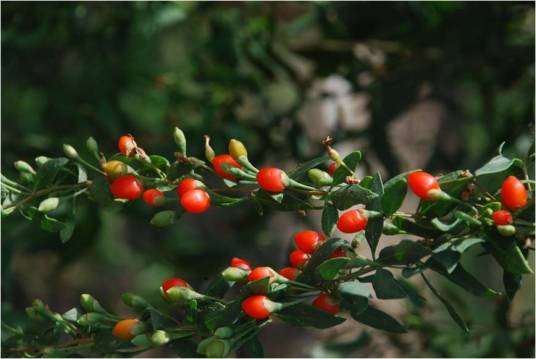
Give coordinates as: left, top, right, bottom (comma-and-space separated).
483, 232, 533, 274
365, 173, 384, 256
88, 177, 114, 206
330, 184, 378, 210
378, 240, 431, 265
503, 271, 522, 301
475, 155, 524, 192
382, 174, 407, 215
239, 336, 264, 358
40, 215, 64, 232
351, 306, 407, 333
289, 155, 329, 180
300, 238, 348, 282
421, 273, 469, 333
76, 163, 88, 183
432, 249, 460, 273
208, 191, 246, 207
62, 307, 81, 322
399, 279, 426, 307
426, 258, 500, 297
205, 275, 231, 298
59, 221, 75, 243
321, 203, 338, 237
431, 217, 465, 233
276, 303, 345, 329
372, 269, 406, 299
204, 301, 242, 331
33, 157, 69, 189
332, 151, 362, 186
318, 257, 351, 280
323, 332, 371, 356
338, 280, 370, 299
150, 155, 171, 170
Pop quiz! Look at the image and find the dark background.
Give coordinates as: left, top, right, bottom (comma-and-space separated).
2, 2, 534, 357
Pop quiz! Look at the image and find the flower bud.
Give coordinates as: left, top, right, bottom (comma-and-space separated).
229, 139, 247, 160
426, 189, 450, 201
63, 144, 79, 159
86, 137, 99, 159
214, 327, 233, 339
38, 197, 59, 213
80, 293, 107, 313
14, 160, 36, 175
121, 293, 149, 310
307, 169, 333, 186
222, 267, 249, 282
497, 224, 516, 237
205, 339, 231, 358
151, 330, 170, 346
174, 127, 187, 155
35, 156, 51, 167
164, 286, 204, 305
204, 135, 215, 162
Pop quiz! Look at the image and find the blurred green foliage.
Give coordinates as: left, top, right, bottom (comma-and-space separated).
2, 2, 534, 357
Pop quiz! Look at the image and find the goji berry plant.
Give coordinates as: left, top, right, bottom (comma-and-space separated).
1, 129, 534, 357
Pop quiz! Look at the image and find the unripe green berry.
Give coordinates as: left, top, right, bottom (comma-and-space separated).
38, 197, 59, 213
174, 127, 187, 155
222, 267, 249, 282
205, 339, 231, 358
150, 210, 176, 227
497, 224, 516, 236
214, 327, 233, 339
121, 293, 149, 310
204, 135, 215, 162
63, 144, 79, 159
307, 168, 333, 186
151, 330, 170, 346
14, 160, 36, 175
164, 286, 204, 305
197, 337, 216, 355
80, 293, 106, 313
382, 222, 403, 235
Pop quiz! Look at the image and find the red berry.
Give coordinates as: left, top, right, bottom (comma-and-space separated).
501, 176, 528, 210
110, 175, 144, 200
241, 295, 272, 319
230, 257, 251, 271
212, 154, 241, 181
407, 171, 440, 200
328, 162, 338, 176
162, 277, 190, 295
256, 167, 288, 193
336, 209, 368, 233
248, 267, 276, 283
289, 249, 310, 268
177, 178, 203, 197
279, 267, 301, 281
143, 189, 164, 206
492, 209, 513, 225
118, 135, 136, 156
180, 189, 211, 214
294, 230, 325, 254
312, 292, 340, 315
329, 248, 346, 258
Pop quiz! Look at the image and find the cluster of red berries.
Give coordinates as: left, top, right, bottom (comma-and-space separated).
490, 176, 528, 229
107, 135, 212, 214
